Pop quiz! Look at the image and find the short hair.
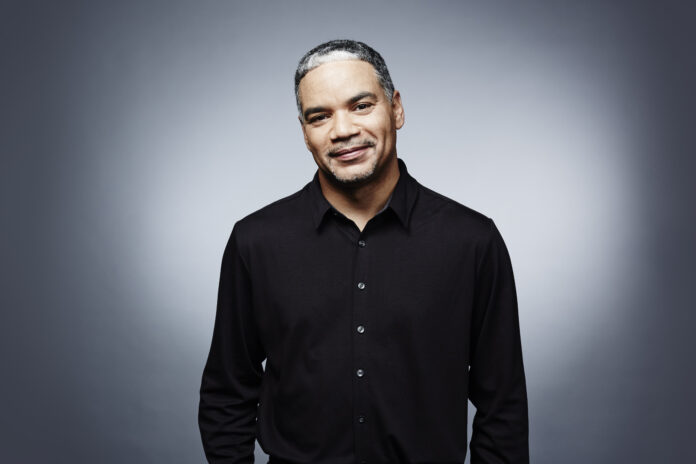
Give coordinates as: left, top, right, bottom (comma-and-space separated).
294, 39, 395, 118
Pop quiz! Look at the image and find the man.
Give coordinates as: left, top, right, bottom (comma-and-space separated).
199, 39, 529, 464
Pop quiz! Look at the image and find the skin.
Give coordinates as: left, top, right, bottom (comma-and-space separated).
297, 59, 405, 232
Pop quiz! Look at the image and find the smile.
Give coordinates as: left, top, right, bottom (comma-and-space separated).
331, 145, 371, 161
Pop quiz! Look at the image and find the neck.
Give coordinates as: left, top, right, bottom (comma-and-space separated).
318, 155, 400, 230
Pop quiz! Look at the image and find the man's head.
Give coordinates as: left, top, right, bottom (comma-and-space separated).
294, 40, 395, 117
295, 39, 404, 187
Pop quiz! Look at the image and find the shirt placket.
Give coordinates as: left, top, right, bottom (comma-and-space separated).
352, 228, 371, 464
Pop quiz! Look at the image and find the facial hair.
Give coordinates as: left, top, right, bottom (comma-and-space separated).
325, 154, 380, 186
323, 138, 379, 186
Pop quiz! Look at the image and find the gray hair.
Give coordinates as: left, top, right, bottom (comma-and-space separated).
294, 39, 395, 118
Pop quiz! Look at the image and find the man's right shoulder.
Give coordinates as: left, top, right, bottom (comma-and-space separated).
229, 181, 312, 248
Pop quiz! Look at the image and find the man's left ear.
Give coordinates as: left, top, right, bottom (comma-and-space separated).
392, 90, 405, 130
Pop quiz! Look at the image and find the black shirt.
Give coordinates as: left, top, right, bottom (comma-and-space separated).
198, 157, 529, 464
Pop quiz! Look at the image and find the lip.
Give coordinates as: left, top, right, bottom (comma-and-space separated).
332, 145, 370, 161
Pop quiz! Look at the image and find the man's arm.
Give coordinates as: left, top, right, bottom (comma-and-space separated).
199, 224, 265, 464
469, 219, 529, 463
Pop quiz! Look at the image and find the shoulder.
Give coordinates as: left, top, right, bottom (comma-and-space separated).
413, 180, 495, 241
412, 181, 513, 272
228, 182, 312, 251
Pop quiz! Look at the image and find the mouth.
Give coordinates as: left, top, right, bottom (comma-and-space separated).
330, 144, 373, 161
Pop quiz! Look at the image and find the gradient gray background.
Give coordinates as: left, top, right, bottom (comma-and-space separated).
2, 1, 695, 463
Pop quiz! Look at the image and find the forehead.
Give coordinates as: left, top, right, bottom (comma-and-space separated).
298, 60, 382, 107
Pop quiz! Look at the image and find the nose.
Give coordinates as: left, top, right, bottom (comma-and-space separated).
329, 110, 359, 141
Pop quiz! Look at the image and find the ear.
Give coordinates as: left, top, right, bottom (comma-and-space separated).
299, 115, 311, 151
391, 90, 405, 130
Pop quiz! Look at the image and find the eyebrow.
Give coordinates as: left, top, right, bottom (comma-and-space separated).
348, 91, 377, 105
303, 91, 378, 121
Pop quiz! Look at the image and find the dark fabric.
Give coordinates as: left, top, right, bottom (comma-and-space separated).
199, 157, 529, 464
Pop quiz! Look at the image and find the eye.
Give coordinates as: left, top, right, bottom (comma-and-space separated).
354, 102, 372, 111
309, 114, 328, 123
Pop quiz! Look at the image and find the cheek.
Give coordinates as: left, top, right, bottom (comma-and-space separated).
366, 114, 392, 139
305, 131, 326, 152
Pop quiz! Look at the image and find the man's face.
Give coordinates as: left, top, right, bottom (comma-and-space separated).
298, 59, 404, 187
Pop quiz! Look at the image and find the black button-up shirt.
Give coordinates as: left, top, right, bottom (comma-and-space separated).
199, 157, 529, 464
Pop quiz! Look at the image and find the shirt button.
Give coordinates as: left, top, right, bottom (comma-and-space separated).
357, 282, 366, 290
358, 239, 366, 247
356, 368, 364, 377
356, 325, 365, 334
358, 415, 366, 423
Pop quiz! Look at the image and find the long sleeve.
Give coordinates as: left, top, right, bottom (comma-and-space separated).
199, 225, 266, 463
469, 219, 529, 463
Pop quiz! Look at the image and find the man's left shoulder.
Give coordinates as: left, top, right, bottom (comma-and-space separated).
414, 180, 494, 240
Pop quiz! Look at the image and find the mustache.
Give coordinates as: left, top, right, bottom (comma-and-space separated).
327, 139, 376, 157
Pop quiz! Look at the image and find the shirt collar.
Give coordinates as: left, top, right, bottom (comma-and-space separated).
308, 157, 419, 231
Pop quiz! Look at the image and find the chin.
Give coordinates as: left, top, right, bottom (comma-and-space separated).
331, 161, 379, 184
330, 167, 376, 185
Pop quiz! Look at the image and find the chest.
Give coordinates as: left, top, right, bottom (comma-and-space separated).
248, 223, 477, 348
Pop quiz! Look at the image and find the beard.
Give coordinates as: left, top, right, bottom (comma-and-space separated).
322, 138, 380, 186
324, 154, 380, 186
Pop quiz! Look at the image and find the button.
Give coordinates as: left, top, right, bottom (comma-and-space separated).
358, 239, 366, 247
357, 282, 366, 290
358, 415, 366, 423
356, 325, 365, 334
356, 368, 364, 377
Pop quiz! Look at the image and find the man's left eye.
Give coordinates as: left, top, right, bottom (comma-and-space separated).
355, 103, 371, 110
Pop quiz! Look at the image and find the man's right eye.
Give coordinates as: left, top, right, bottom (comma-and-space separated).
309, 114, 327, 123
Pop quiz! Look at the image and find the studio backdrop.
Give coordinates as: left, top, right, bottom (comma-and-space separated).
2, 1, 694, 463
